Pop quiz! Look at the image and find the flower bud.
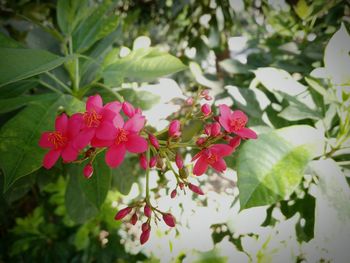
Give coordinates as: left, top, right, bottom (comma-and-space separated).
148, 133, 159, 150
130, 213, 138, 225
83, 163, 93, 179
201, 104, 211, 116
175, 153, 184, 169
179, 182, 184, 190
204, 124, 211, 136
139, 154, 148, 170
204, 95, 212, 101
229, 137, 241, 150
170, 189, 177, 199
188, 183, 204, 195
169, 120, 181, 138
142, 222, 150, 232
122, 101, 135, 118
200, 89, 209, 96
162, 213, 176, 227
149, 156, 157, 168
211, 122, 221, 137
115, 207, 132, 220
140, 228, 151, 245
144, 204, 152, 217
196, 137, 206, 146
186, 97, 194, 105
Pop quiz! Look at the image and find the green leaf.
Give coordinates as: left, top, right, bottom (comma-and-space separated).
0, 32, 23, 48
0, 79, 37, 99
103, 48, 187, 85
0, 95, 84, 191
219, 59, 253, 74
111, 156, 141, 195
237, 125, 324, 210
0, 48, 67, 87
78, 154, 111, 208
0, 94, 58, 114
57, 0, 89, 35
293, 0, 313, 20
65, 171, 98, 223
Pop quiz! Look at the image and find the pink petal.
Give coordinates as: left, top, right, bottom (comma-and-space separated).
101, 108, 116, 122
61, 144, 78, 162
219, 104, 232, 120
191, 150, 204, 162
235, 127, 257, 139
43, 149, 61, 169
211, 158, 227, 173
91, 137, 113, 147
193, 156, 209, 176
232, 110, 248, 124
86, 94, 103, 112
210, 144, 233, 157
95, 122, 117, 140
74, 128, 95, 149
113, 113, 124, 128
105, 144, 126, 168
39, 132, 53, 148
125, 134, 148, 153
55, 114, 68, 134
218, 116, 232, 133
68, 113, 83, 138
229, 137, 241, 149
104, 101, 122, 113
124, 114, 145, 133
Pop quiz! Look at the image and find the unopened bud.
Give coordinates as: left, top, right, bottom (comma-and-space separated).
122, 101, 135, 118
211, 122, 221, 137
115, 207, 132, 220
130, 213, 138, 225
196, 137, 206, 146
149, 156, 157, 168
83, 163, 93, 179
179, 183, 185, 190
200, 89, 209, 97
142, 222, 150, 232
140, 228, 151, 245
170, 189, 177, 199
186, 97, 194, 105
204, 95, 212, 101
201, 104, 211, 116
162, 213, 176, 227
188, 183, 204, 195
139, 154, 148, 170
169, 120, 181, 138
148, 133, 159, 150
144, 204, 152, 217
175, 153, 184, 169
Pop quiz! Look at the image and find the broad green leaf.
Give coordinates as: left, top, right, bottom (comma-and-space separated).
237, 125, 324, 210
0, 32, 23, 48
0, 48, 67, 87
0, 79, 37, 99
103, 48, 187, 85
219, 59, 253, 74
78, 154, 111, 208
0, 95, 84, 191
324, 24, 350, 86
111, 156, 141, 195
65, 171, 98, 223
0, 94, 57, 114
57, 0, 89, 35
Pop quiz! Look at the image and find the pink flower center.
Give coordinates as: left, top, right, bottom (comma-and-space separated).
229, 118, 246, 131
204, 149, 218, 164
115, 128, 129, 145
83, 110, 102, 128
48, 131, 67, 149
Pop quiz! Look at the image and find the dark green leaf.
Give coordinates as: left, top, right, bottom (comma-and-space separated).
57, 0, 89, 35
0, 79, 37, 99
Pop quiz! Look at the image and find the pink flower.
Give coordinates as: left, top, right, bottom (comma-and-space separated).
175, 153, 184, 169
115, 207, 132, 220
192, 144, 233, 176
74, 94, 122, 149
162, 213, 176, 227
169, 120, 181, 138
83, 164, 93, 178
39, 114, 81, 169
93, 114, 148, 168
218, 105, 257, 139
188, 183, 204, 195
201, 103, 211, 116
148, 133, 159, 149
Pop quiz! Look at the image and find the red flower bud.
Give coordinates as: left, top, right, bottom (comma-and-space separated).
211, 122, 221, 137
170, 189, 177, 199
229, 136, 241, 150
148, 133, 159, 150
142, 222, 150, 232
200, 89, 209, 96
149, 156, 157, 168
115, 207, 132, 220
122, 101, 135, 118
204, 124, 211, 136
204, 95, 212, 101
139, 154, 148, 170
162, 213, 176, 227
179, 183, 184, 190
130, 213, 138, 225
175, 153, 184, 169
140, 228, 151, 245
196, 137, 206, 146
169, 120, 181, 138
144, 204, 152, 217
188, 183, 204, 195
201, 104, 211, 116
83, 164, 93, 179
186, 97, 194, 105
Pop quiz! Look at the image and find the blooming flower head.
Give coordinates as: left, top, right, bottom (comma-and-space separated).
93, 114, 148, 168
39, 114, 81, 169
218, 104, 257, 139
192, 144, 233, 176
74, 94, 122, 149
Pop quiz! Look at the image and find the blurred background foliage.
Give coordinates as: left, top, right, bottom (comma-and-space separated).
0, 0, 349, 262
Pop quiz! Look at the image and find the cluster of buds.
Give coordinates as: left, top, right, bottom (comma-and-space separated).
39, 89, 257, 245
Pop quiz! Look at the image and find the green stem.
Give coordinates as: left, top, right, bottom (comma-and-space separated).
38, 80, 64, 94
164, 154, 180, 183
68, 37, 79, 93
44, 72, 71, 93
145, 149, 150, 202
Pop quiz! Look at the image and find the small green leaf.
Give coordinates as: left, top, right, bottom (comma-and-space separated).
0, 48, 67, 87
293, 0, 313, 20
103, 48, 187, 85
237, 125, 323, 210
57, 0, 89, 35
0, 95, 84, 191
